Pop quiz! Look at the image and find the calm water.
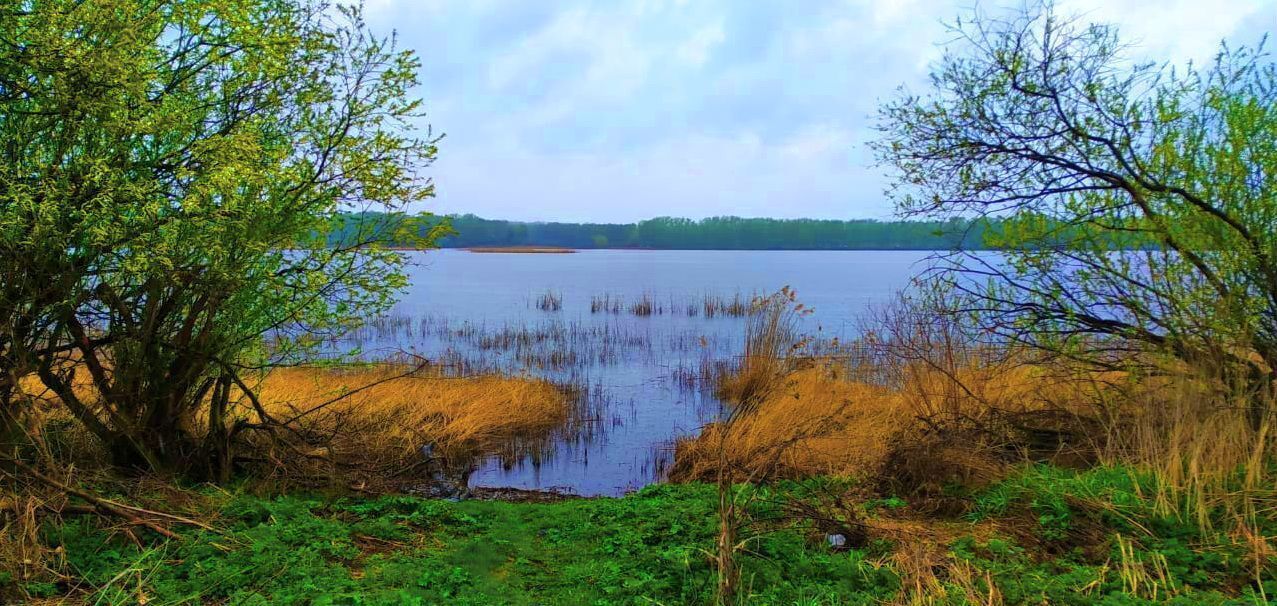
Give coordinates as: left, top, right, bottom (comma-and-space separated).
373, 249, 932, 496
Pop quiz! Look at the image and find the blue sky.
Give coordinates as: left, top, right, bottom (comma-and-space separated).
362, 0, 1276, 222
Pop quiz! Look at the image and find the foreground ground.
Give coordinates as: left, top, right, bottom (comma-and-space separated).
10, 464, 1273, 605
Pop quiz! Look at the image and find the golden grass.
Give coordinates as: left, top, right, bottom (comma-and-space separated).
673, 365, 904, 481
249, 366, 572, 479
684, 339, 1277, 603
672, 357, 1106, 483
1109, 371, 1277, 532
11, 362, 572, 487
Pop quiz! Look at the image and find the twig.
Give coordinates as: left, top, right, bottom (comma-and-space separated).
3, 457, 218, 539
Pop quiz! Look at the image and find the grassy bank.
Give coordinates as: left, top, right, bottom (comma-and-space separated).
9, 465, 1273, 605
661, 290, 1276, 604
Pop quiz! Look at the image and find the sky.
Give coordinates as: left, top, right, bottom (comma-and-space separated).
361, 0, 1276, 223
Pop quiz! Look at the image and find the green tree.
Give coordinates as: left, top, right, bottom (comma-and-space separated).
0, 0, 442, 477
874, 4, 1277, 427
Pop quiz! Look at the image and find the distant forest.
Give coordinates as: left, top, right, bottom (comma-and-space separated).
380, 214, 998, 250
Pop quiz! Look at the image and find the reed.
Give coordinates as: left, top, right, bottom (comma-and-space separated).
701, 293, 749, 318
12, 360, 576, 491
248, 365, 575, 488
535, 290, 563, 312
713, 288, 809, 406
628, 293, 659, 316
590, 294, 623, 314
584, 291, 755, 318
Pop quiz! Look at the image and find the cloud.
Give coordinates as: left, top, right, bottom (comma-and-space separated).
676, 22, 726, 67
362, 0, 1270, 221
427, 125, 881, 223
1058, 0, 1271, 63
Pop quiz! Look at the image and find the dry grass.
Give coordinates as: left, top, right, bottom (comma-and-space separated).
672, 358, 1104, 484
681, 290, 1276, 604
247, 365, 573, 487
672, 364, 904, 481
683, 349, 1273, 604
0, 363, 573, 598
9, 362, 573, 490
1105, 369, 1277, 533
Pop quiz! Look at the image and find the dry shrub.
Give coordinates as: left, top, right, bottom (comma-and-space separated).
875, 359, 1111, 513
0, 492, 49, 597
673, 359, 1104, 489
247, 365, 573, 489
677, 286, 1115, 489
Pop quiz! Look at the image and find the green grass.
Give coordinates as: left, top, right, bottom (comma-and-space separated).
10, 468, 1275, 605
32, 483, 896, 605
963, 465, 1273, 605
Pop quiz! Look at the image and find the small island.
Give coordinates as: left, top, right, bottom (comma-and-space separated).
466, 246, 577, 254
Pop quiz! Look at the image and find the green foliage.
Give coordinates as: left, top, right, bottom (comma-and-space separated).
0, 0, 443, 476
874, 2, 1277, 420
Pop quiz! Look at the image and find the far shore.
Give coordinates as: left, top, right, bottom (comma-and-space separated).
385, 246, 967, 252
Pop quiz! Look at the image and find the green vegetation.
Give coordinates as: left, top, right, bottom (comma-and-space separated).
14, 467, 1272, 605
0, 0, 444, 479
362, 214, 999, 250
30, 484, 892, 605
959, 465, 1273, 605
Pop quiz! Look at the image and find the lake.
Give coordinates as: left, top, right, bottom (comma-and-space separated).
365, 249, 933, 496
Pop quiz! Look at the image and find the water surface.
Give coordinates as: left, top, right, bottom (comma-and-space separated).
375, 249, 930, 496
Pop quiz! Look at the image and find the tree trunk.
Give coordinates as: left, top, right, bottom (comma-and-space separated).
0, 384, 23, 474
204, 375, 233, 484
104, 406, 200, 477
1246, 364, 1274, 433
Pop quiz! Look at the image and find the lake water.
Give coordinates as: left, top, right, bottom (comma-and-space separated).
370, 249, 933, 496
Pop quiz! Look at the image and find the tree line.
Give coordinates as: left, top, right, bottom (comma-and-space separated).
334, 213, 1157, 251
364, 214, 1001, 250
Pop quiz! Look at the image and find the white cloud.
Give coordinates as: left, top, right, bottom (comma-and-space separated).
1058, 0, 1270, 64
429, 126, 886, 222
677, 22, 725, 67
365, 0, 1271, 221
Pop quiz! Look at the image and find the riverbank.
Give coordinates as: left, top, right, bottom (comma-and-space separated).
11, 464, 1271, 605
5, 352, 1275, 604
